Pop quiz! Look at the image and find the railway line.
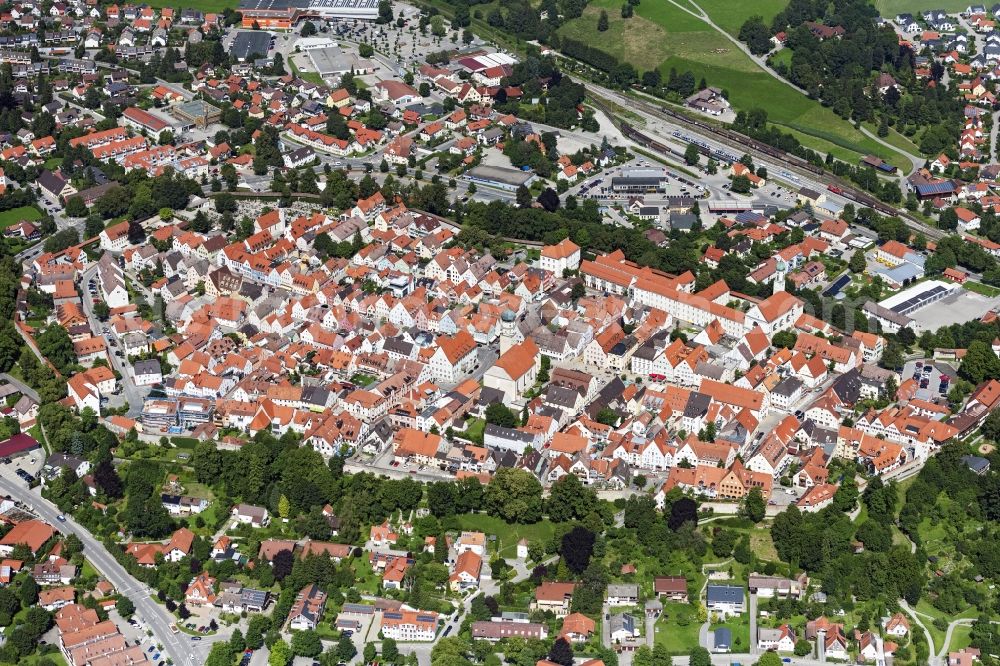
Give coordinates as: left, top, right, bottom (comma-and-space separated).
588, 91, 948, 242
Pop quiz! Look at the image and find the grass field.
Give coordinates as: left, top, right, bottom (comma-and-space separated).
558, 0, 908, 168
0, 206, 42, 229
142, 0, 236, 11
693, 0, 789, 36
949, 624, 973, 652
873, 0, 967, 15
453, 514, 561, 557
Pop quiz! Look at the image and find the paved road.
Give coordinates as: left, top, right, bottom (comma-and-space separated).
749, 592, 758, 656
0, 475, 214, 666
80, 262, 146, 417
900, 599, 939, 665
0, 373, 40, 402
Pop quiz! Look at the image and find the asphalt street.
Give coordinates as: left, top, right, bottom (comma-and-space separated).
0, 475, 224, 666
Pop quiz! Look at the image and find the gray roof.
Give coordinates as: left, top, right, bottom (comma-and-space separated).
706, 585, 744, 604
133, 359, 161, 376
772, 376, 804, 397
484, 424, 535, 444
607, 583, 638, 597
609, 613, 636, 635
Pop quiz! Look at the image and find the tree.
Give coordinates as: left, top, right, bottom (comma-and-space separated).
740, 487, 766, 523
684, 143, 700, 166
93, 301, 110, 321
597, 9, 609, 31
93, 459, 123, 498
690, 647, 711, 666
301, 20, 317, 36
278, 494, 290, 520
982, 409, 1000, 442
667, 497, 698, 531
484, 468, 543, 523
548, 474, 598, 523
65, 196, 88, 218
537, 188, 560, 212
271, 549, 294, 580
116, 596, 135, 618
516, 185, 532, 208
85, 215, 105, 238
548, 638, 574, 666
738, 16, 772, 55
207, 643, 236, 666
960, 340, 1000, 384
849, 250, 867, 274
731, 175, 752, 194
18, 577, 37, 607
756, 652, 782, 666
336, 633, 357, 662
291, 630, 323, 657
771, 330, 796, 349
270, 639, 292, 666
382, 638, 399, 662
485, 402, 518, 428
794, 640, 813, 657
560, 526, 595, 573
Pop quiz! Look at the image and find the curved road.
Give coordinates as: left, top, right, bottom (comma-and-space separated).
900, 599, 940, 664
0, 475, 222, 666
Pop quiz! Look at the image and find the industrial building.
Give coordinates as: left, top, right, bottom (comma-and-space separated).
608, 169, 667, 194
231, 31, 273, 62
307, 45, 375, 76
238, 0, 379, 29
465, 166, 536, 191
171, 99, 222, 129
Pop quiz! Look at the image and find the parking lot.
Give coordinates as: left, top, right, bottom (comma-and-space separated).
0, 453, 44, 487
909, 287, 1000, 330
901, 359, 957, 402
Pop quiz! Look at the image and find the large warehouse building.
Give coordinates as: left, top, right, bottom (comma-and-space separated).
239, 0, 379, 28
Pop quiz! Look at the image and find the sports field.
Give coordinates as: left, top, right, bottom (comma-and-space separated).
558, 0, 909, 168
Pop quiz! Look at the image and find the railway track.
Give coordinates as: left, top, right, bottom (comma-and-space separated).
589, 92, 947, 242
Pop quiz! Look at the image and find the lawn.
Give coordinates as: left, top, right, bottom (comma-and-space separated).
712, 613, 751, 653
290, 56, 325, 87
748, 528, 778, 562
654, 601, 702, 654
43, 157, 63, 170
461, 417, 485, 445
860, 122, 922, 156
0, 206, 42, 229
349, 373, 378, 387
453, 514, 561, 557
3, 654, 68, 666
558, 0, 908, 168
964, 281, 1000, 297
